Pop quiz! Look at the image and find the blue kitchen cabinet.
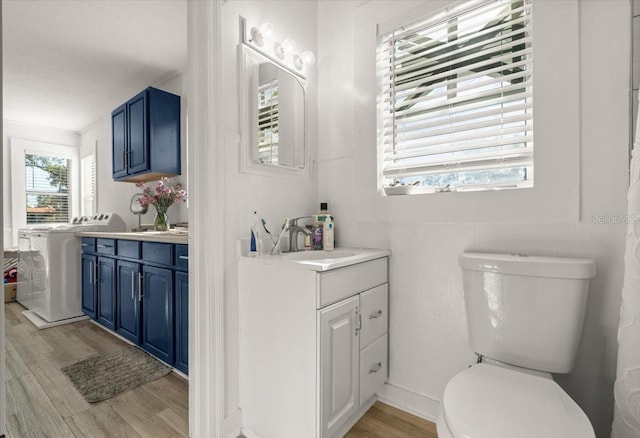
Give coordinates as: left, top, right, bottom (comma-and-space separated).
116, 260, 141, 344
81, 253, 97, 319
111, 87, 181, 182
174, 270, 189, 374
96, 257, 117, 330
141, 265, 174, 365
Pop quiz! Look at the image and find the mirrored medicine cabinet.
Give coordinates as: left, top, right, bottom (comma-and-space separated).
239, 39, 307, 178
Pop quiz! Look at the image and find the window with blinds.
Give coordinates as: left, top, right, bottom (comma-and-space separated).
25, 153, 71, 224
378, 0, 533, 193
81, 154, 96, 216
257, 78, 279, 164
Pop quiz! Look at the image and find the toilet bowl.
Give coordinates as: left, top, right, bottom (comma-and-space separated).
437, 363, 594, 438
437, 252, 596, 438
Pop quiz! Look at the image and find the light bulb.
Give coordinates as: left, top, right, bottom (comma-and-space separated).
293, 55, 303, 70
282, 39, 295, 53
273, 41, 285, 59
301, 50, 316, 67
250, 27, 264, 46
259, 22, 274, 37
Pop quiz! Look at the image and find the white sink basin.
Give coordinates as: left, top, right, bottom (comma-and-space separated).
283, 249, 356, 261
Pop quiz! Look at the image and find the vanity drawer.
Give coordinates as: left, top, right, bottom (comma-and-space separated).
96, 239, 116, 255
360, 283, 388, 349
81, 238, 96, 252
142, 242, 173, 267
360, 333, 388, 405
175, 244, 189, 271
317, 257, 387, 309
118, 240, 141, 259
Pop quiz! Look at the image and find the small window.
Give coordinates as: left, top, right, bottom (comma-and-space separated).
25, 153, 71, 224
377, 0, 533, 194
81, 154, 96, 216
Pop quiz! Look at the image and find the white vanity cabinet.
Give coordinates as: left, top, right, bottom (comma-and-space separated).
239, 251, 389, 438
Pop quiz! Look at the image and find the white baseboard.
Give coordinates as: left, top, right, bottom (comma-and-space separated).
224, 408, 242, 438
376, 382, 440, 422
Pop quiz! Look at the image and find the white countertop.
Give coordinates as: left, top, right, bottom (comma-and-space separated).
75, 231, 189, 244
240, 247, 390, 271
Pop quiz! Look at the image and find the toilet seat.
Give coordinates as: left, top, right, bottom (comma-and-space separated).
441, 363, 595, 438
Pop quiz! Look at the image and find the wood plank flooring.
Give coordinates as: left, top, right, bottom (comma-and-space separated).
346, 402, 439, 438
4, 302, 188, 438
5, 301, 437, 438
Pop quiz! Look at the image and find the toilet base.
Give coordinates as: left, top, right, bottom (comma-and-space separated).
436, 408, 454, 438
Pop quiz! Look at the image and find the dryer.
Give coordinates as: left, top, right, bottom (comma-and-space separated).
17, 213, 126, 328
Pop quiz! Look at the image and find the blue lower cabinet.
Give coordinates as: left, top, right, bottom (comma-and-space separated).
81, 253, 97, 319
141, 265, 174, 365
175, 271, 189, 374
97, 257, 117, 330
117, 260, 141, 344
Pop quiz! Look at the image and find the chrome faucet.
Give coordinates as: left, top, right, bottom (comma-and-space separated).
287, 216, 313, 252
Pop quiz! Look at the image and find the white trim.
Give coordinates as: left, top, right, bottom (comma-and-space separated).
187, 1, 225, 437
376, 382, 441, 422
9, 137, 80, 244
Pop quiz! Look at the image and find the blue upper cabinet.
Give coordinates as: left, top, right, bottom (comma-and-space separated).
112, 87, 181, 182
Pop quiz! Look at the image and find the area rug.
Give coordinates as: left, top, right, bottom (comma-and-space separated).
61, 346, 172, 403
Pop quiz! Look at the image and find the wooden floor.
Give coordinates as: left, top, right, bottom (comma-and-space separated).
347, 402, 438, 438
4, 302, 189, 438
5, 301, 437, 438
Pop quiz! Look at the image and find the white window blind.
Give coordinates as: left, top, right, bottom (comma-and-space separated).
257, 79, 279, 164
378, 0, 533, 192
25, 153, 71, 224
81, 154, 96, 216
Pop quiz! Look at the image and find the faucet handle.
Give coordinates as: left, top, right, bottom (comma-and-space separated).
289, 216, 313, 226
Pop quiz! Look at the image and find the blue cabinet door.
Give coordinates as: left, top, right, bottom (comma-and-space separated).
112, 104, 128, 179
97, 257, 117, 330
141, 265, 174, 364
175, 271, 189, 374
81, 253, 97, 319
127, 91, 150, 175
116, 260, 141, 344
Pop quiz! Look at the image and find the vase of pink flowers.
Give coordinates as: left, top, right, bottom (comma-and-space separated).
136, 177, 188, 231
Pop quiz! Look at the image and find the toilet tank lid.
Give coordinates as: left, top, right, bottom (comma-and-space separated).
442, 364, 595, 438
459, 252, 595, 279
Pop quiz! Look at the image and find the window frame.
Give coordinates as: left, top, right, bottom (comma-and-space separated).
377, 0, 534, 195
10, 138, 79, 236
80, 153, 96, 217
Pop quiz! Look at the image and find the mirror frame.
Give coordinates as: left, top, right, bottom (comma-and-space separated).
238, 43, 309, 180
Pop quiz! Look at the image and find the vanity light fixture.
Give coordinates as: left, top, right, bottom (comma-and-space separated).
245, 19, 316, 76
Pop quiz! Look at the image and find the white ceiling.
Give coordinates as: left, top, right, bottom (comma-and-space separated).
3, 0, 187, 133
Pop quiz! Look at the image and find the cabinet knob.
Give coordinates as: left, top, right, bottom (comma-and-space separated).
369, 362, 383, 374
369, 310, 383, 319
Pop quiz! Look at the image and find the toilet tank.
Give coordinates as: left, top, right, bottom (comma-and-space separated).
459, 252, 595, 374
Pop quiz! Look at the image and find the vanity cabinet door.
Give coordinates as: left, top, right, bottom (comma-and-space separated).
81, 253, 97, 319
141, 265, 174, 365
96, 257, 117, 330
319, 295, 359, 438
116, 260, 141, 344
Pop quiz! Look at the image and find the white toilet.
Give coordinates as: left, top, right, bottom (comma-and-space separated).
437, 252, 597, 438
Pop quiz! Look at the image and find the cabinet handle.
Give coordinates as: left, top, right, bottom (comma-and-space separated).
81, 243, 89, 247
178, 255, 189, 260
89, 261, 94, 284
369, 362, 383, 374
97, 244, 112, 249
138, 273, 143, 302
369, 310, 383, 319
131, 271, 135, 300
355, 309, 361, 336
94, 262, 99, 283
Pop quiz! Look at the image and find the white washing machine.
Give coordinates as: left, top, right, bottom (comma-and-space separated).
17, 213, 126, 328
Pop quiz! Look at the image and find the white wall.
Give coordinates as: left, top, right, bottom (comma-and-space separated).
220, 0, 318, 423
316, 1, 629, 437
78, 73, 188, 230
2, 120, 80, 248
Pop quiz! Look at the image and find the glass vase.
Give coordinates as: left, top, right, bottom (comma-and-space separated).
154, 210, 169, 231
